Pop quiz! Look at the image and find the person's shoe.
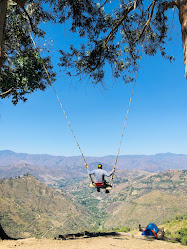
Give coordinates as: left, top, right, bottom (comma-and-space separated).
97, 188, 100, 192
105, 189, 110, 194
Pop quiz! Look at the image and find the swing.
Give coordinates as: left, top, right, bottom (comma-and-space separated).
29, 31, 142, 193
89, 179, 113, 189
87, 164, 114, 191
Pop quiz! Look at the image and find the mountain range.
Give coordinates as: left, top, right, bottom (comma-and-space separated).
0, 150, 187, 184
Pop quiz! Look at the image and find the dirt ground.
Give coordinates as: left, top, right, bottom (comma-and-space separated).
0, 234, 186, 249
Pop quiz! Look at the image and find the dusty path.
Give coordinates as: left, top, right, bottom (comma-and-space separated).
0, 234, 186, 249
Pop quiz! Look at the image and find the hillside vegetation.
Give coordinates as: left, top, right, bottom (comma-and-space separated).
0, 176, 94, 238
63, 169, 187, 229
104, 170, 187, 229
0, 169, 186, 239
161, 215, 187, 245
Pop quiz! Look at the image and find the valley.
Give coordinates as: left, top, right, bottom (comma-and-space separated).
0, 150, 186, 246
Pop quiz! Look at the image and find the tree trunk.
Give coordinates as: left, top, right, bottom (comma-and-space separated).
178, 0, 187, 77
0, 0, 8, 71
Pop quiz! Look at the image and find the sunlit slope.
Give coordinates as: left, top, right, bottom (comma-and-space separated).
63, 169, 187, 229
104, 170, 187, 228
0, 176, 94, 238
0, 170, 186, 238
105, 190, 187, 228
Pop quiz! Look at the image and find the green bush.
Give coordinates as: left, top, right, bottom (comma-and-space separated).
181, 236, 187, 245
114, 226, 130, 232
119, 226, 130, 232
178, 228, 187, 237
176, 228, 187, 245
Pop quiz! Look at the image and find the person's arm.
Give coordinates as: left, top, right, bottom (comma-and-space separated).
88, 170, 95, 175
103, 168, 115, 177
85, 165, 95, 175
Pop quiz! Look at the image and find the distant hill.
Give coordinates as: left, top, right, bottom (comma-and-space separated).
0, 151, 187, 184
0, 175, 94, 238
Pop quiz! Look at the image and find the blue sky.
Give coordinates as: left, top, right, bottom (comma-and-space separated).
0, 7, 187, 157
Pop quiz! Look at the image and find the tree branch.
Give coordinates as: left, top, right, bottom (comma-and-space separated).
0, 88, 13, 96
12, 1, 35, 34
100, 0, 110, 9
0, 0, 8, 71
163, 0, 178, 11
21, 5, 35, 34
137, 0, 156, 42
12, 0, 27, 8
105, 0, 142, 46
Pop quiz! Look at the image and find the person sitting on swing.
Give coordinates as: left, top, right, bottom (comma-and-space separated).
86, 164, 115, 193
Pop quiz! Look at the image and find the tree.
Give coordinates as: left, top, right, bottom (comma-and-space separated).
0, 0, 187, 104
1, 0, 106, 104
59, 0, 187, 83
0, 0, 56, 104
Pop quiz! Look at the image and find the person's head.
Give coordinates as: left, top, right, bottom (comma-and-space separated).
98, 164, 102, 169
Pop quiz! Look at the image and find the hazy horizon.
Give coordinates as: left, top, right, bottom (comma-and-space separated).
0, 149, 187, 158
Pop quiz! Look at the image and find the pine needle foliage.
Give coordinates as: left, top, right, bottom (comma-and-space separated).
0, 0, 55, 104
0, 0, 181, 103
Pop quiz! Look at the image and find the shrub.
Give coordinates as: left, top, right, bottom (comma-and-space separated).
114, 226, 130, 232
176, 228, 187, 245
181, 236, 187, 245
178, 228, 187, 237
119, 226, 130, 233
